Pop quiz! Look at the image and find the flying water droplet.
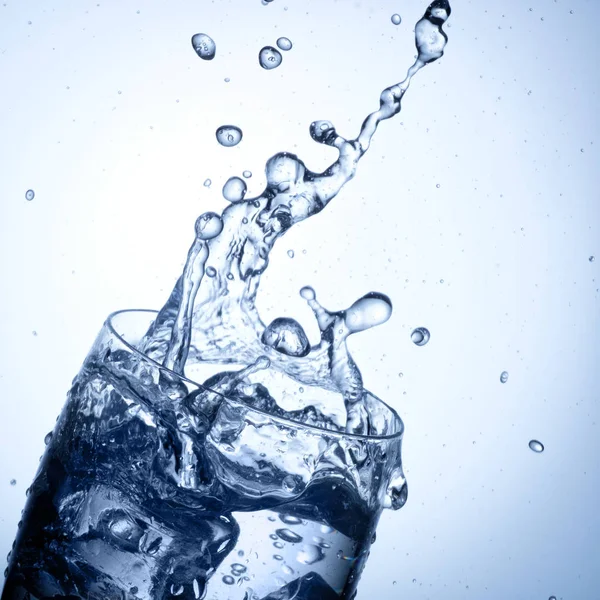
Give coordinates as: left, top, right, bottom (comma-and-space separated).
242, 170, 252, 178
276, 37, 293, 51
299, 286, 315, 301
222, 177, 247, 202
344, 292, 392, 333
10, 479, 16, 486
195, 212, 223, 240
500, 371, 509, 383
287, 249, 295, 258
411, 327, 430, 346
259, 46, 283, 70
191, 33, 216, 60
590, 255, 595, 262
391, 14, 402, 25
216, 125, 243, 147
529, 439, 544, 453
262, 318, 310, 357
25, 189, 35, 201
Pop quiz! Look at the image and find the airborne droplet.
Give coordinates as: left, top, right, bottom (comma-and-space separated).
299, 286, 316, 301
195, 212, 223, 240
203, 178, 212, 188
345, 292, 392, 334
259, 46, 283, 70
287, 249, 295, 258
262, 317, 310, 357
10, 479, 16, 486
222, 177, 247, 202
500, 371, 509, 383
276, 37, 293, 51
590, 255, 595, 262
391, 14, 402, 25
191, 33, 216, 60
242, 170, 252, 178
25, 189, 35, 201
529, 439, 544, 453
206, 266, 217, 277
411, 327, 430, 346
216, 125, 243, 147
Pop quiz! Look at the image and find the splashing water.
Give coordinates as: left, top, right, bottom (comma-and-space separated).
140, 0, 451, 436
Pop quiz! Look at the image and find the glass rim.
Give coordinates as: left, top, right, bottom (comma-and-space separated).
107, 308, 404, 442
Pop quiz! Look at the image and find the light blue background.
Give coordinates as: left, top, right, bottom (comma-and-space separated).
0, 1, 598, 598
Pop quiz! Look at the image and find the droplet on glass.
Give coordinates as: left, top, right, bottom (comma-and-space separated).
25, 189, 35, 201
242, 170, 252, 178
391, 13, 402, 25
259, 46, 283, 70
44, 432, 53, 445
276, 37, 293, 51
411, 327, 430, 346
529, 439, 544, 453
500, 371, 509, 383
216, 125, 243, 147
191, 33, 216, 60
222, 177, 247, 202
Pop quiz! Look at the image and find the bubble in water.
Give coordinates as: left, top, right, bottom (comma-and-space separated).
296, 544, 325, 565
287, 249, 294, 258
10, 479, 16, 486
276, 37, 293, 51
590, 255, 595, 262
279, 514, 303, 525
391, 13, 402, 25
222, 177, 247, 202
242, 170, 252, 178
191, 33, 216, 60
216, 125, 243, 147
44, 432, 53, 445
549, 597, 557, 600
25, 189, 35, 201
276, 529, 303, 543
345, 292, 392, 334
500, 371, 509, 383
529, 439, 544, 453
203, 178, 212, 188
262, 317, 310, 357
195, 212, 223, 240
222, 575, 235, 585
299, 286, 316, 301
259, 46, 283, 70
231, 563, 247, 576
206, 266, 217, 277
411, 327, 430, 346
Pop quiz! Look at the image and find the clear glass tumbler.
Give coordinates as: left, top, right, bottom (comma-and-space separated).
2, 310, 406, 600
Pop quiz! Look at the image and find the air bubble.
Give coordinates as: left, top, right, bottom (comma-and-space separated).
259, 46, 283, 70
206, 266, 217, 277
222, 575, 235, 585
243, 170, 252, 178
276, 37, 293, 51
296, 544, 325, 565
529, 439, 544, 453
411, 327, 430, 346
203, 179, 212, 188
500, 371, 509, 383
25, 189, 35, 201
216, 125, 243, 147
276, 529, 303, 543
223, 177, 247, 203
391, 14, 402, 25
191, 33, 216, 60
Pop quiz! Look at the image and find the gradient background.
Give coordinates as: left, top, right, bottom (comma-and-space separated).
1, 0, 598, 598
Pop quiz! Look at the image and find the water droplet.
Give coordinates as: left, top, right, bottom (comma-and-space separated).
32, 330, 38, 336
216, 125, 243, 147
44, 431, 53, 445
299, 286, 315, 301
436, 183, 441, 188
412, 578, 417, 583
296, 544, 325, 565
529, 439, 544, 453
231, 563, 247, 575
391, 13, 402, 25
500, 371, 509, 383
203, 178, 212, 188
10, 479, 16, 486
279, 514, 303, 525
130, 587, 138, 595
411, 327, 430, 346
345, 292, 392, 333
273, 554, 283, 561
590, 255, 595, 262
195, 212, 223, 240
276, 529, 303, 543
287, 249, 295, 258
222, 575, 235, 585
226, 273, 234, 280
549, 596, 557, 600
224, 77, 230, 82
276, 37, 293, 51
262, 318, 310, 357
282, 564, 294, 576
273, 541, 284, 549
223, 176, 247, 202
259, 46, 283, 70
25, 189, 35, 201
191, 33, 216, 60
206, 266, 217, 277
242, 170, 252, 178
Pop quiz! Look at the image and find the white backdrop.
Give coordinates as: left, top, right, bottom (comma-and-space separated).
1, 0, 599, 598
